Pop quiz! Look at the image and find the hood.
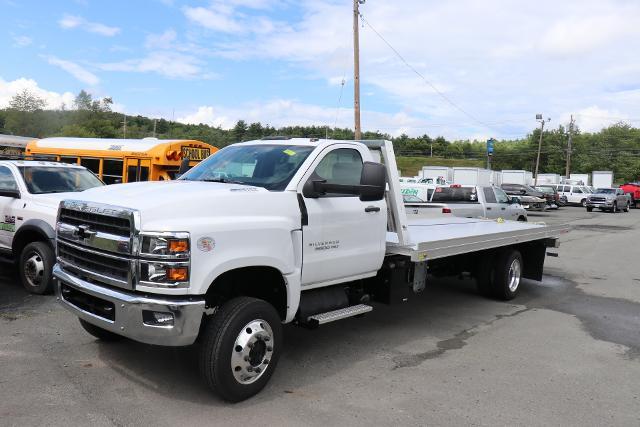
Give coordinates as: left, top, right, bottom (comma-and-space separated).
30, 191, 83, 209
591, 192, 616, 198
74, 180, 270, 211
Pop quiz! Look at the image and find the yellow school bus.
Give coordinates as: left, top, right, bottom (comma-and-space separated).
25, 137, 218, 184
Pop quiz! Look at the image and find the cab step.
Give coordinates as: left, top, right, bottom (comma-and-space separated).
307, 304, 373, 327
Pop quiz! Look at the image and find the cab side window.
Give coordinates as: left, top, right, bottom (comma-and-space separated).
573, 187, 583, 194
312, 148, 363, 196
494, 188, 510, 204
483, 187, 497, 203
0, 166, 18, 191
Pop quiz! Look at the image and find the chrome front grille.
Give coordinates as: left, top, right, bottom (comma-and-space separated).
59, 207, 131, 237
57, 200, 138, 290
590, 197, 606, 202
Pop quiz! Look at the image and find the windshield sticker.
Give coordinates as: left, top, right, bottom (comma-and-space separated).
283, 149, 297, 156
401, 188, 418, 196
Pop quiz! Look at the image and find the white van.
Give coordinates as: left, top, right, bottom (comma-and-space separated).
552, 184, 589, 206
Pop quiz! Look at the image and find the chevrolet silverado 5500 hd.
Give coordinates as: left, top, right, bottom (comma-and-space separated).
53, 139, 568, 401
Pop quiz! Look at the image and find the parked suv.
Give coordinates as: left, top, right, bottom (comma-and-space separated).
586, 188, 631, 213
553, 184, 589, 206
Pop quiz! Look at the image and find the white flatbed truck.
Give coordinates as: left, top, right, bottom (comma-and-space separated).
53, 138, 568, 401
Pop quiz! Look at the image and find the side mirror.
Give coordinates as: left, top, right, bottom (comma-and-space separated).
302, 177, 326, 198
510, 196, 521, 205
0, 189, 20, 199
520, 189, 526, 195
359, 161, 386, 202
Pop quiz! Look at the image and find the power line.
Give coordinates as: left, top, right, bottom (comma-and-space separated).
359, 14, 494, 132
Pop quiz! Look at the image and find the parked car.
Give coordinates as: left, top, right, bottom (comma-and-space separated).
534, 185, 560, 209
501, 183, 547, 211
620, 182, 640, 208
586, 188, 631, 213
405, 185, 528, 221
0, 161, 104, 293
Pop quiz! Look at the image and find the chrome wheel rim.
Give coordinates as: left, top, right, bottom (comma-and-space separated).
508, 258, 521, 293
23, 251, 45, 288
231, 319, 274, 385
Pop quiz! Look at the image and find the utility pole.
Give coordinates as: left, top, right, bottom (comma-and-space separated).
353, 0, 363, 140
122, 114, 127, 139
153, 119, 157, 138
566, 114, 574, 178
534, 114, 550, 186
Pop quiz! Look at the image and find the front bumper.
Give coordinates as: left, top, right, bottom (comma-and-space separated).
586, 200, 614, 208
54, 265, 205, 346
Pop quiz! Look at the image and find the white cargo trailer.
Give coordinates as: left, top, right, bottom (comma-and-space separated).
592, 171, 614, 188
452, 167, 492, 186
569, 173, 590, 186
537, 173, 560, 185
420, 166, 453, 183
501, 170, 533, 185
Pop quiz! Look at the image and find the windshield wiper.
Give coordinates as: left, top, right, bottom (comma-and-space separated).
200, 178, 252, 186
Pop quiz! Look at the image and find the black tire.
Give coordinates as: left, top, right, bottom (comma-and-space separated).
517, 216, 527, 222
586, 207, 593, 212
18, 241, 54, 295
199, 297, 282, 402
78, 318, 123, 341
612, 202, 617, 213
491, 249, 524, 301
581, 199, 587, 207
624, 202, 630, 212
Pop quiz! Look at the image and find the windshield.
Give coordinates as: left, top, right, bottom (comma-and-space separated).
535, 187, 553, 194
18, 166, 104, 194
180, 144, 315, 191
595, 188, 615, 194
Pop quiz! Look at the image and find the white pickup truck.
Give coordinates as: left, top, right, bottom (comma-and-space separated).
405, 185, 528, 221
0, 160, 104, 293
53, 138, 568, 402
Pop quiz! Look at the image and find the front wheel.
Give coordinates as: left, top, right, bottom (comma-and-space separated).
199, 297, 282, 402
517, 216, 527, 222
19, 241, 55, 294
624, 202, 630, 212
612, 202, 618, 213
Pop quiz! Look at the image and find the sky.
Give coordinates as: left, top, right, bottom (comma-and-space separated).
1, 0, 640, 140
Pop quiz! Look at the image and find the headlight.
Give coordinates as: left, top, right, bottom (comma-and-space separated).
140, 261, 190, 288
140, 232, 190, 259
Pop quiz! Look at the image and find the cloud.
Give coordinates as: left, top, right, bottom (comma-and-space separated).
58, 14, 120, 37
144, 29, 177, 49
12, 35, 32, 47
99, 52, 211, 79
182, 1, 285, 35
0, 76, 75, 109
43, 56, 100, 86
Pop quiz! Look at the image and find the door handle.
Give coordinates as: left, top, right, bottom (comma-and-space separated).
486, 207, 492, 210
365, 206, 380, 212
501, 207, 506, 210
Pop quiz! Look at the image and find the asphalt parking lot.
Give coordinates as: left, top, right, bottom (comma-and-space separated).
1, 207, 640, 426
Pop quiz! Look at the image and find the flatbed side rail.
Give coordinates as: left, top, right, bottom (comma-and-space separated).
387, 223, 570, 262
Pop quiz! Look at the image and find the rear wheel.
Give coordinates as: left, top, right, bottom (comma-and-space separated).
493, 250, 523, 301
517, 216, 527, 222
18, 241, 54, 295
78, 318, 123, 341
199, 297, 282, 402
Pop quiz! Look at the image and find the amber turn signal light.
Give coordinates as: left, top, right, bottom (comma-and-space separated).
167, 267, 188, 281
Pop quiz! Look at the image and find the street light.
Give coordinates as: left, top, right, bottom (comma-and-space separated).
534, 114, 550, 186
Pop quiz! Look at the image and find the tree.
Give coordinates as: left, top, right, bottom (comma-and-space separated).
9, 89, 46, 112
74, 90, 93, 110
233, 120, 248, 141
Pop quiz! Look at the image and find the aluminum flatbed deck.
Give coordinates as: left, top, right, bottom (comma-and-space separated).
386, 217, 570, 261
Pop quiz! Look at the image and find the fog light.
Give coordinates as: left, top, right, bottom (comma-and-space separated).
143, 310, 175, 326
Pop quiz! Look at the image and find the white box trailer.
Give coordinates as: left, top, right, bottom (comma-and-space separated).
491, 171, 502, 186
452, 167, 492, 186
501, 170, 533, 185
569, 173, 590, 186
536, 173, 561, 185
592, 171, 614, 188
420, 166, 453, 183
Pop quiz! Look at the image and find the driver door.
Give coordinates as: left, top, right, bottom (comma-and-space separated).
299, 146, 387, 287
0, 166, 20, 250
